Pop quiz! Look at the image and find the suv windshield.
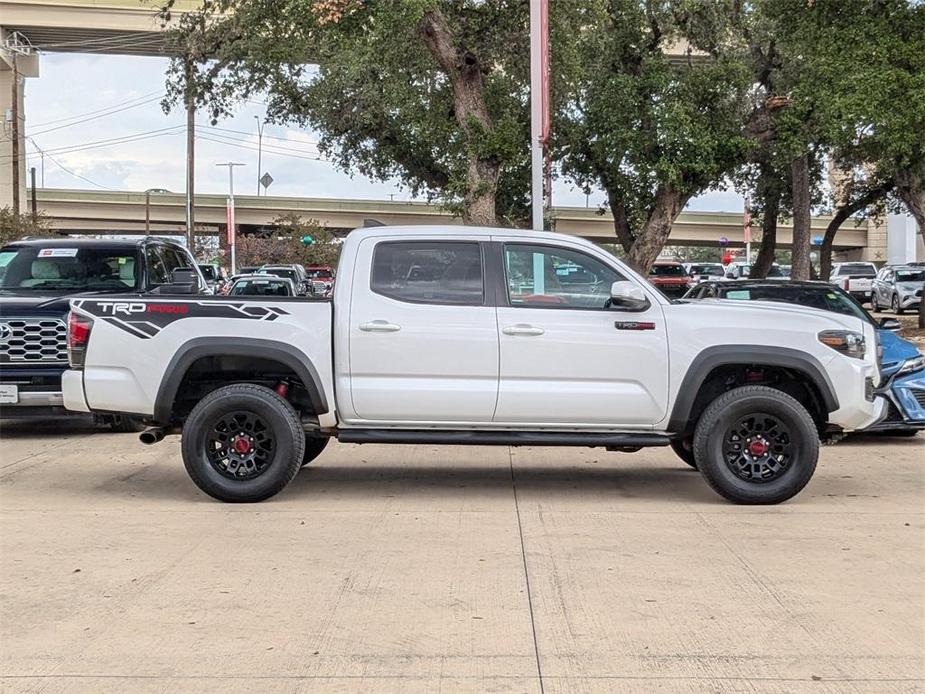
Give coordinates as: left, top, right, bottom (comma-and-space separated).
649, 264, 686, 277
896, 269, 925, 283
307, 269, 333, 279
0, 245, 139, 293
260, 267, 299, 283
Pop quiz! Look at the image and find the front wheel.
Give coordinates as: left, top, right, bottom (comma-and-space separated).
181, 384, 305, 503
892, 294, 904, 315
693, 386, 819, 504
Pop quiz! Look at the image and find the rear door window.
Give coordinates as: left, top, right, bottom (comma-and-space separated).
371, 242, 484, 305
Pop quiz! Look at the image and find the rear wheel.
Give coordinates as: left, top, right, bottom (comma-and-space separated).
693, 386, 819, 504
181, 384, 304, 503
871, 293, 880, 312
669, 439, 698, 469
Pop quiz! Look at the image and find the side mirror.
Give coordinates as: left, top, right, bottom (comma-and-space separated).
879, 317, 902, 332
610, 280, 650, 312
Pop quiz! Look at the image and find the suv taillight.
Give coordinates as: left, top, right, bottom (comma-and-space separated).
67, 311, 93, 367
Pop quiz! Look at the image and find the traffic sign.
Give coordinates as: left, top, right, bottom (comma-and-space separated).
812, 235, 823, 246
260, 172, 274, 190
719, 236, 729, 246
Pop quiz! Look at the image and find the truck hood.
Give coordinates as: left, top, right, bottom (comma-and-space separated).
686, 298, 864, 331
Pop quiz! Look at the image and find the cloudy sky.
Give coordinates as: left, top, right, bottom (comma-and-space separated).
23, 52, 745, 212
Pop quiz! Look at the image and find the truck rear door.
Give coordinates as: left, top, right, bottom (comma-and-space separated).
345, 235, 499, 423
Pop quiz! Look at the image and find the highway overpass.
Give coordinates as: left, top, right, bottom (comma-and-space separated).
29, 187, 870, 251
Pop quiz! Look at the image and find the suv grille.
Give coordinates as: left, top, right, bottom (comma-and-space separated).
0, 319, 68, 364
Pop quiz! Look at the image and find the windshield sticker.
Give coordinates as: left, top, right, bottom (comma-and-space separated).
726, 290, 750, 300
38, 248, 79, 258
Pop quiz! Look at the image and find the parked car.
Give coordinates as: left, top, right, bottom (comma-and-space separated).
0, 236, 208, 428
197, 263, 225, 294
684, 279, 924, 436
871, 265, 925, 314
685, 262, 726, 284
647, 260, 690, 296
63, 225, 885, 504
228, 276, 297, 297
830, 262, 877, 303
724, 262, 785, 280
258, 264, 309, 295
306, 265, 336, 297
779, 265, 792, 278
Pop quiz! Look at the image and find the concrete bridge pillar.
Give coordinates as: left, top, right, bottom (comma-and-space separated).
1, 30, 39, 212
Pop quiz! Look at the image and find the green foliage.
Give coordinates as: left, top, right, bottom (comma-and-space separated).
235, 214, 340, 268
160, 0, 539, 224
556, 0, 755, 270
0, 207, 50, 247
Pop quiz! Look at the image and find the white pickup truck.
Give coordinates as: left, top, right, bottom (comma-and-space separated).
62, 226, 886, 504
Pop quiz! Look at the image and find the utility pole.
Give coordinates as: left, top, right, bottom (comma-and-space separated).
185, 59, 196, 249
254, 115, 264, 196
27, 138, 44, 187
744, 197, 752, 264
529, 0, 550, 231
216, 162, 245, 275
29, 166, 36, 222
10, 53, 21, 216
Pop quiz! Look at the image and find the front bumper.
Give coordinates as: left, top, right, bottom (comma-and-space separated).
0, 365, 68, 418
899, 293, 922, 310
866, 368, 925, 431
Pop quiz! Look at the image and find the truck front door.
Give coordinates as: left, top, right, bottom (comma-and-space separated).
347, 237, 499, 423
492, 241, 669, 427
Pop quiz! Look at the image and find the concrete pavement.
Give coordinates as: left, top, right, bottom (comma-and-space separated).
1, 418, 923, 693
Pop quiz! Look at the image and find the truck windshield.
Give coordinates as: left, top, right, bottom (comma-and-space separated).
649, 264, 686, 277
0, 246, 139, 293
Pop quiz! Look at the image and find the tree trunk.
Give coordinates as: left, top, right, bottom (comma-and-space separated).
625, 185, 690, 273
419, 9, 499, 226
790, 154, 812, 281
606, 189, 635, 254
749, 164, 781, 279
818, 183, 891, 281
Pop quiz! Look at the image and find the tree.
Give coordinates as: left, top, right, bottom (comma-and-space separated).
160, 0, 541, 226
234, 215, 340, 269
0, 207, 49, 246
556, 0, 754, 273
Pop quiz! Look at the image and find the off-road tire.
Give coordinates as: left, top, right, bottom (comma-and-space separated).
302, 436, 330, 467
181, 384, 304, 503
693, 385, 819, 504
669, 439, 698, 469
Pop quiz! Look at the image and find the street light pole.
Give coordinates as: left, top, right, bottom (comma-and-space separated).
216, 162, 246, 274
254, 116, 264, 196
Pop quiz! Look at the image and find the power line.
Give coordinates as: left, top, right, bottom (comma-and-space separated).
196, 134, 330, 163
42, 150, 114, 190
1, 126, 185, 162
196, 130, 325, 159
30, 95, 167, 136
28, 90, 164, 128
200, 124, 320, 148
28, 33, 167, 51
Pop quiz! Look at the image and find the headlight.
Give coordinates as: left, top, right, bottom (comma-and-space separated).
896, 355, 925, 376
818, 330, 866, 359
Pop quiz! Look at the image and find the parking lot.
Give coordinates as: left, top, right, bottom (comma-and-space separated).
1, 420, 922, 693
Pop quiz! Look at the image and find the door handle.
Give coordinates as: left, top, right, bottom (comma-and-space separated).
360, 320, 401, 333
502, 324, 545, 336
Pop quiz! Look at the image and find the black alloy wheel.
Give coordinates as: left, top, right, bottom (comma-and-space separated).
721, 414, 792, 482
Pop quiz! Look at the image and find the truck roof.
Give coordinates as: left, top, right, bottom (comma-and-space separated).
343, 224, 603, 251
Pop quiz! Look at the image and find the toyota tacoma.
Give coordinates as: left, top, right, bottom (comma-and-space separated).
61, 226, 886, 503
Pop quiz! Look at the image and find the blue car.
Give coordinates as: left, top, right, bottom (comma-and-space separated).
684, 280, 925, 435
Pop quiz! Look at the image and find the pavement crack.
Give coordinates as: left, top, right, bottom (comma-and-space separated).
508, 447, 545, 694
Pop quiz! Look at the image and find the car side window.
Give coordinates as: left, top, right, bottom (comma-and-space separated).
371, 241, 484, 305
145, 245, 170, 287
503, 244, 625, 310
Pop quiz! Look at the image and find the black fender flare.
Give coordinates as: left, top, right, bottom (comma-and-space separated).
153, 337, 329, 424
667, 345, 839, 434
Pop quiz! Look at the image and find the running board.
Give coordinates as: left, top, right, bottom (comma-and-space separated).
336, 429, 670, 448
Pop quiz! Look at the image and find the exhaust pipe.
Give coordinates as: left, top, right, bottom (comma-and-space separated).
139, 427, 166, 445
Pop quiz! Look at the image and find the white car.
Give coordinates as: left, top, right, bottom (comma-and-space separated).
724, 262, 786, 280
62, 226, 885, 505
